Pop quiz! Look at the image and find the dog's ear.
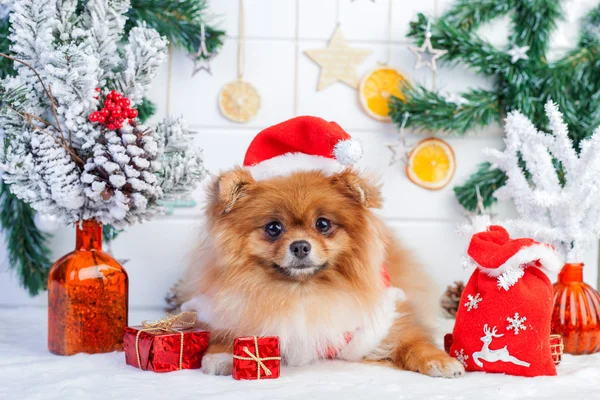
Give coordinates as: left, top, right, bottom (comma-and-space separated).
209, 167, 254, 214
331, 169, 382, 209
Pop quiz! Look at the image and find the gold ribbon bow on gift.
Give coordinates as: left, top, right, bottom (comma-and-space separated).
233, 336, 281, 379
135, 311, 197, 371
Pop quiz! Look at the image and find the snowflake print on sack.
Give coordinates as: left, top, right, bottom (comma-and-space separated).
454, 349, 469, 367
506, 313, 527, 335
464, 293, 482, 311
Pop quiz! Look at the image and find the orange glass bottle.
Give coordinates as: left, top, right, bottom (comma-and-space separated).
551, 263, 600, 354
48, 220, 128, 355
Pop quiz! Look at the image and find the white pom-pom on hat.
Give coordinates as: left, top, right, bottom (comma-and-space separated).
334, 139, 363, 165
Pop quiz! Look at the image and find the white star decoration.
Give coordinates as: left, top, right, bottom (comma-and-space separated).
507, 44, 530, 63
386, 142, 408, 165
506, 313, 527, 335
191, 23, 215, 76
386, 112, 410, 165
409, 31, 448, 71
454, 349, 469, 367
464, 293, 482, 311
446, 93, 468, 109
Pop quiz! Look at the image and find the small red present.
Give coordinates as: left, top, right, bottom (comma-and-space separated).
444, 333, 453, 354
123, 312, 210, 372
550, 335, 563, 364
233, 336, 281, 380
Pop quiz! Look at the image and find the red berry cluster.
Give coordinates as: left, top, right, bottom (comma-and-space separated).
88, 89, 139, 131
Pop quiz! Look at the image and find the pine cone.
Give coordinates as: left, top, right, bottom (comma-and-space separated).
440, 281, 465, 318
81, 120, 161, 225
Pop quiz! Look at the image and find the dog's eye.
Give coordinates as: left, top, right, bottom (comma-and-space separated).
315, 217, 332, 234
265, 221, 284, 238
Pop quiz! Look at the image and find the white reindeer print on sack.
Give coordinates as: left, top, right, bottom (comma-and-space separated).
472, 325, 530, 368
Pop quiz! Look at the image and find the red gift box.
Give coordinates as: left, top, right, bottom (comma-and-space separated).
233, 336, 281, 380
123, 312, 210, 372
550, 334, 563, 364
444, 332, 563, 366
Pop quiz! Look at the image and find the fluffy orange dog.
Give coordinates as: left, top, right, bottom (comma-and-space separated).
173, 117, 464, 378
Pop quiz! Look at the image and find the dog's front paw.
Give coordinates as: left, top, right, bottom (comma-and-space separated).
202, 353, 233, 376
422, 355, 465, 379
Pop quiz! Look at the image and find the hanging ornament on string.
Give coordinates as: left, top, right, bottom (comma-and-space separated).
304, 24, 372, 91
387, 112, 456, 190
359, 0, 410, 121
33, 212, 60, 234
409, 17, 447, 72
191, 23, 216, 76
218, 0, 261, 123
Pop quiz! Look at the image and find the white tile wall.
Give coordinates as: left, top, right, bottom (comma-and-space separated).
1, 0, 598, 306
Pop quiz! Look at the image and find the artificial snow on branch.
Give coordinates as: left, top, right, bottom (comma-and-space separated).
485, 101, 600, 262
0, 0, 207, 228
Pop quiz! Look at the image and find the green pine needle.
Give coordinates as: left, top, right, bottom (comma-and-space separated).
453, 163, 508, 212
126, 0, 225, 57
389, 85, 501, 135
396, 3, 600, 212
0, 182, 52, 296
137, 97, 156, 123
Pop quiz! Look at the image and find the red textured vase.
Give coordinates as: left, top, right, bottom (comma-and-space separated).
48, 220, 128, 355
551, 263, 600, 354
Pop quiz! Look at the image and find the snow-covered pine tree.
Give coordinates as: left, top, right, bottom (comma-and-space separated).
0, 0, 207, 244
0, 0, 221, 295
486, 101, 600, 263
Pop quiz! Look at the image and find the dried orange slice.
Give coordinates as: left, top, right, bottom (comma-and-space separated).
406, 138, 456, 190
218, 79, 261, 123
359, 66, 409, 122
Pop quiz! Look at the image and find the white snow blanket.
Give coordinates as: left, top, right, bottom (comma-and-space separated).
1, 307, 599, 400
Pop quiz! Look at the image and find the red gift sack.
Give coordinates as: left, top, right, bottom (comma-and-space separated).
450, 226, 561, 377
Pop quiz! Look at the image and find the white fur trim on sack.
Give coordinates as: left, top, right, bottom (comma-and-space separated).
477, 243, 562, 278
334, 139, 362, 165
247, 152, 346, 180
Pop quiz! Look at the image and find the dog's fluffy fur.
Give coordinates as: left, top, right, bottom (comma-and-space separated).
172, 167, 464, 378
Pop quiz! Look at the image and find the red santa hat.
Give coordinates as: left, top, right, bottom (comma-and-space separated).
243, 116, 362, 180
466, 226, 561, 288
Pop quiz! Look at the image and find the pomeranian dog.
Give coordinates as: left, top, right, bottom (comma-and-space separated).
171, 116, 464, 378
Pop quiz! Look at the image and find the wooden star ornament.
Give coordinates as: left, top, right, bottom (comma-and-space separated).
305, 25, 372, 91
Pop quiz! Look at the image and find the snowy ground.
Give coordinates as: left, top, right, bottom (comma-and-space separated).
1, 307, 599, 400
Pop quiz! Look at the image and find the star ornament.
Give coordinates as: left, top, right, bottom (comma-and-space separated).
409, 32, 447, 72
507, 44, 530, 63
446, 92, 468, 109
304, 26, 372, 91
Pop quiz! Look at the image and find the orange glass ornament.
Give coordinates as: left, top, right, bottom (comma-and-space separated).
48, 220, 128, 355
551, 263, 600, 354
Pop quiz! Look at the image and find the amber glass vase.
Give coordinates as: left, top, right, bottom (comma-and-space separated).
48, 220, 128, 355
551, 263, 600, 355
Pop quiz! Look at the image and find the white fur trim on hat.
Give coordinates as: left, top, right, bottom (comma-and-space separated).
247, 152, 346, 181
477, 243, 562, 278
334, 139, 362, 165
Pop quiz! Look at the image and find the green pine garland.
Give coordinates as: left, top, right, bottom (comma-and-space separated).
0, 0, 224, 295
389, 1, 600, 211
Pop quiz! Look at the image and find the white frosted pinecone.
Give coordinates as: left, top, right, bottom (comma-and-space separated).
81, 121, 162, 226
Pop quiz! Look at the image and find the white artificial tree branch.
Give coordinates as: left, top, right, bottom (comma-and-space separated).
487, 100, 600, 262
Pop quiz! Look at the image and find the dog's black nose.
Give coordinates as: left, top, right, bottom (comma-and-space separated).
290, 240, 311, 259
